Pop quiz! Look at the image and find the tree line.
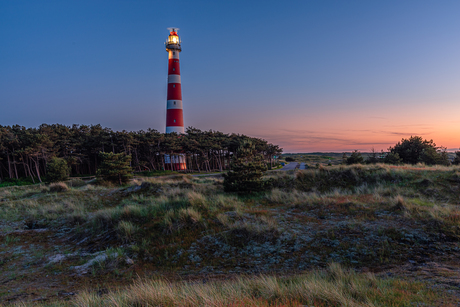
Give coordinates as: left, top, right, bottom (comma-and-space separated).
0, 124, 282, 183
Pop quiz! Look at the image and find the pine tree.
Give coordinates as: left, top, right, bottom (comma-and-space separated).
96, 152, 132, 185
342, 152, 348, 165
346, 150, 364, 165
365, 148, 379, 164
223, 140, 268, 193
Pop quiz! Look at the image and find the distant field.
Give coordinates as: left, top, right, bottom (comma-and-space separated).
282, 152, 345, 166
282, 152, 458, 167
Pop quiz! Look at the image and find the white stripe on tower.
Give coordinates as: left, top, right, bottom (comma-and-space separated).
167, 100, 182, 109
168, 75, 181, 83
165, 28, 184, 134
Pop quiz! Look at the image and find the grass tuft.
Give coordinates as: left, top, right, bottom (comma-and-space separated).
117, 220, 139, 241
49, 182, 70, 192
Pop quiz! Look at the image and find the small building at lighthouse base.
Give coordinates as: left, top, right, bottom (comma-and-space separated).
164, 154, 187, 170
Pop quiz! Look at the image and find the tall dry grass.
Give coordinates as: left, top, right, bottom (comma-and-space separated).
391, 195, 460, 235
70, 263, 436, 307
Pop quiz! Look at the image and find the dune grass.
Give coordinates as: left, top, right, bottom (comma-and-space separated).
7, 263, 441, 307
8, 263, 439, 307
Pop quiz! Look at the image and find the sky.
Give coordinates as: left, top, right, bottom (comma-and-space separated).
1, 0, 459, 152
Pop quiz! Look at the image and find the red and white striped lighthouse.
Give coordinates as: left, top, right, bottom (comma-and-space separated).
164, 28, 186, 170
165, 28, 184, 134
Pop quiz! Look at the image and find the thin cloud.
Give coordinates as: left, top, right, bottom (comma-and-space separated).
377, 131, 435, 136
382, 124, 433, 128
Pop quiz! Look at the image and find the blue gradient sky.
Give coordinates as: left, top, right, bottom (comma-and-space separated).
1, 0, 459, 152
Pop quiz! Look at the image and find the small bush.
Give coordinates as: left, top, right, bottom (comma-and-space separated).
49, 182, 69, 192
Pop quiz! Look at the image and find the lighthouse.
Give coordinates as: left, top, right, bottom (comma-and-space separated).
164, 28, 186, 170
165, 28, 184, 134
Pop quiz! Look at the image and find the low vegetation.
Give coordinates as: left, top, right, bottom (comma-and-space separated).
1, 164, 460, 305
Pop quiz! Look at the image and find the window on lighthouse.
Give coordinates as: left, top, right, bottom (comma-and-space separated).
173, 68, 175, 71
174, 119, 176, 123
173, 84, 175, 88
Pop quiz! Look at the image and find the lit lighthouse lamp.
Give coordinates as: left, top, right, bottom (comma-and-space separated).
164, 28, 186, 170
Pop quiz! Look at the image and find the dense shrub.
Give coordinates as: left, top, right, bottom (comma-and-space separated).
389, 136, 449, 165
47, 157, 70, 182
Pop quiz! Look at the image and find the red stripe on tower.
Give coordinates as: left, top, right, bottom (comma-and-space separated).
167, 83, 182, 100
165, 28, 184, 134
166, 109, 184, 126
